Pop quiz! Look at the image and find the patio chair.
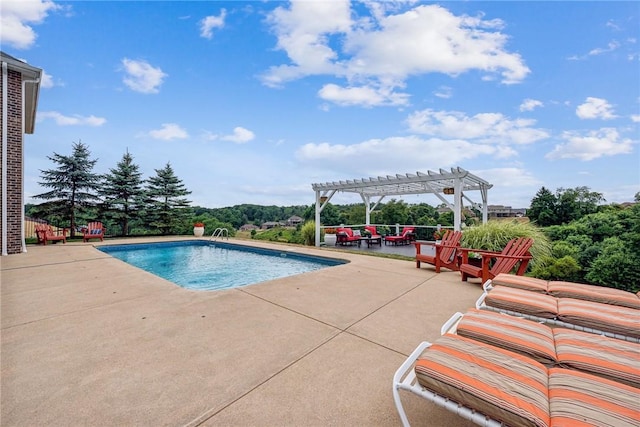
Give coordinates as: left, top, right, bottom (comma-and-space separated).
35, 224, 67, 245
394, 334, 550, 427
458, 237, 533, 283
363, 225, 382, 245
384, 227, 415, 246
393, 333, 640, 427
415, 230, 462, 272
83, 221, 105, 242
335, 227, 360, 246
443, 308, 640, 388
489, 273, 640, 309
476, 285, 640, 343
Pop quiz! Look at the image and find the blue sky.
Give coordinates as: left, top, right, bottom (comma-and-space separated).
4, 0, 639, 209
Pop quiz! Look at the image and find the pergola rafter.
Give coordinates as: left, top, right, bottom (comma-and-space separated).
311, 167, 493, 246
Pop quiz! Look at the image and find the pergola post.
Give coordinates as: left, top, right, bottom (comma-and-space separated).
453, 177, 463, 231
314, 191, 321, 247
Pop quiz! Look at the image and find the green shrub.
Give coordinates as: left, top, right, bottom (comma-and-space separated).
530, 256, 581, 282
585, 237, 640, 293
460, 220, 551, 269
300, 220, 323, 246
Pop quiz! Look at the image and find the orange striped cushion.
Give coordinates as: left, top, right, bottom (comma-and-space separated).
549, 368, 640, 426
485, 286, 558, 319
557, 298, 640, 340
492, 274, 549, 293
456, 309, 557, 365
548, 281, 640, 309
415, 334, 550, 427
553, 328, 640, 388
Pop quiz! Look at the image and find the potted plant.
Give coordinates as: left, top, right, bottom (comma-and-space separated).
193, 222, 205, 237
467, 251, 483, 267
433, 229, 447, 241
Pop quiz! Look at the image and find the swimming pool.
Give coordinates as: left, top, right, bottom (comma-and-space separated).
99, 240, 346, 291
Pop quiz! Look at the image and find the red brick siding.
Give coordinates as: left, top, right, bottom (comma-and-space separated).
0, 69, 25, 254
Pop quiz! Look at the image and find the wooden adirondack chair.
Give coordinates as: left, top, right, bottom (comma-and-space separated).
35, 224, 67, 245
415, 230, 463, 272
458, 237, 533, 284
83, 221, 105, 242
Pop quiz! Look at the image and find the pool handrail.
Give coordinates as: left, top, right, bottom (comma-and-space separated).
210, 228, 229, 241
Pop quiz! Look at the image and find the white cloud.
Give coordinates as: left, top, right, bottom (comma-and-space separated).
121, 58, 167, 94
0, 0, 61, 49
147, 123, 188, 140
406, 109, 549, 144
39, 69, 55, 88
576, 97, 617, 120
434, 86, 453, 99
519, 98, 543, 112
317, 83, 409, 107
295, 135, 497, 175
546, 128, 633, 161
38, 111, 106, 126
199, 9, 226, 39
473, 167, 542, 188
221, 127, 255, 143
262, 3, 529, 106
631, 114, 640, 123
588, 40, 620, 56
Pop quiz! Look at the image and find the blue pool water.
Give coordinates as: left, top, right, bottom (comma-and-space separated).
99, 240, 346, 291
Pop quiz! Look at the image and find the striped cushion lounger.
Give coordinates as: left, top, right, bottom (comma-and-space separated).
445, 310, 640, 387
482, 285, 559, 319
553, 328, 640, 388
547, 281, 640, 309
491, 273, 549, 293
393, 334, 550, 427
477, 286, 640, 343
556, 298, 640, 341
549, 368, 640, 426
489, 274, 640, 309
452, 308, 557, 365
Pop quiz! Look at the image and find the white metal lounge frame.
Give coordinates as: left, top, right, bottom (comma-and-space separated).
311, 167, 493, 246
392, 341, 504, 427
475, 290, 640, 343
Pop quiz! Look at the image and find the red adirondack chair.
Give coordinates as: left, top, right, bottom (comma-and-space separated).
83, 221, 105, 242
458, 237, 533, 284
415, 230, 463, 272
35, 224, 67, 245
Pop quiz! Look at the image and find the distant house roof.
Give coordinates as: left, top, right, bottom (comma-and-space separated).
287, 215, 303, 224
1, 51, 42, 134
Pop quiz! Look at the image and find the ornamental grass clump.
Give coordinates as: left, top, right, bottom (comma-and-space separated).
300, 220, 324, 246
460, 220, 551, 269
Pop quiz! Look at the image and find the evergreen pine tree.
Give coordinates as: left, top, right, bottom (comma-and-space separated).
145, 162, 191, 235
101, 150, 145, 236
33, 141, 101, 237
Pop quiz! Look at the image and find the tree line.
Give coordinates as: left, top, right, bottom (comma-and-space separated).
30, 141, 191, 237
28, 140, 637, 243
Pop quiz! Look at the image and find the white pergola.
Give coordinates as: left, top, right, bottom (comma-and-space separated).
311, 167, 493, 247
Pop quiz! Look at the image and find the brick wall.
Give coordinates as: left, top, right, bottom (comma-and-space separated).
0, 69, 25, 254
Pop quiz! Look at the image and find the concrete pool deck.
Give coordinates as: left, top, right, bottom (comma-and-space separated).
2, 237, 483, 426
